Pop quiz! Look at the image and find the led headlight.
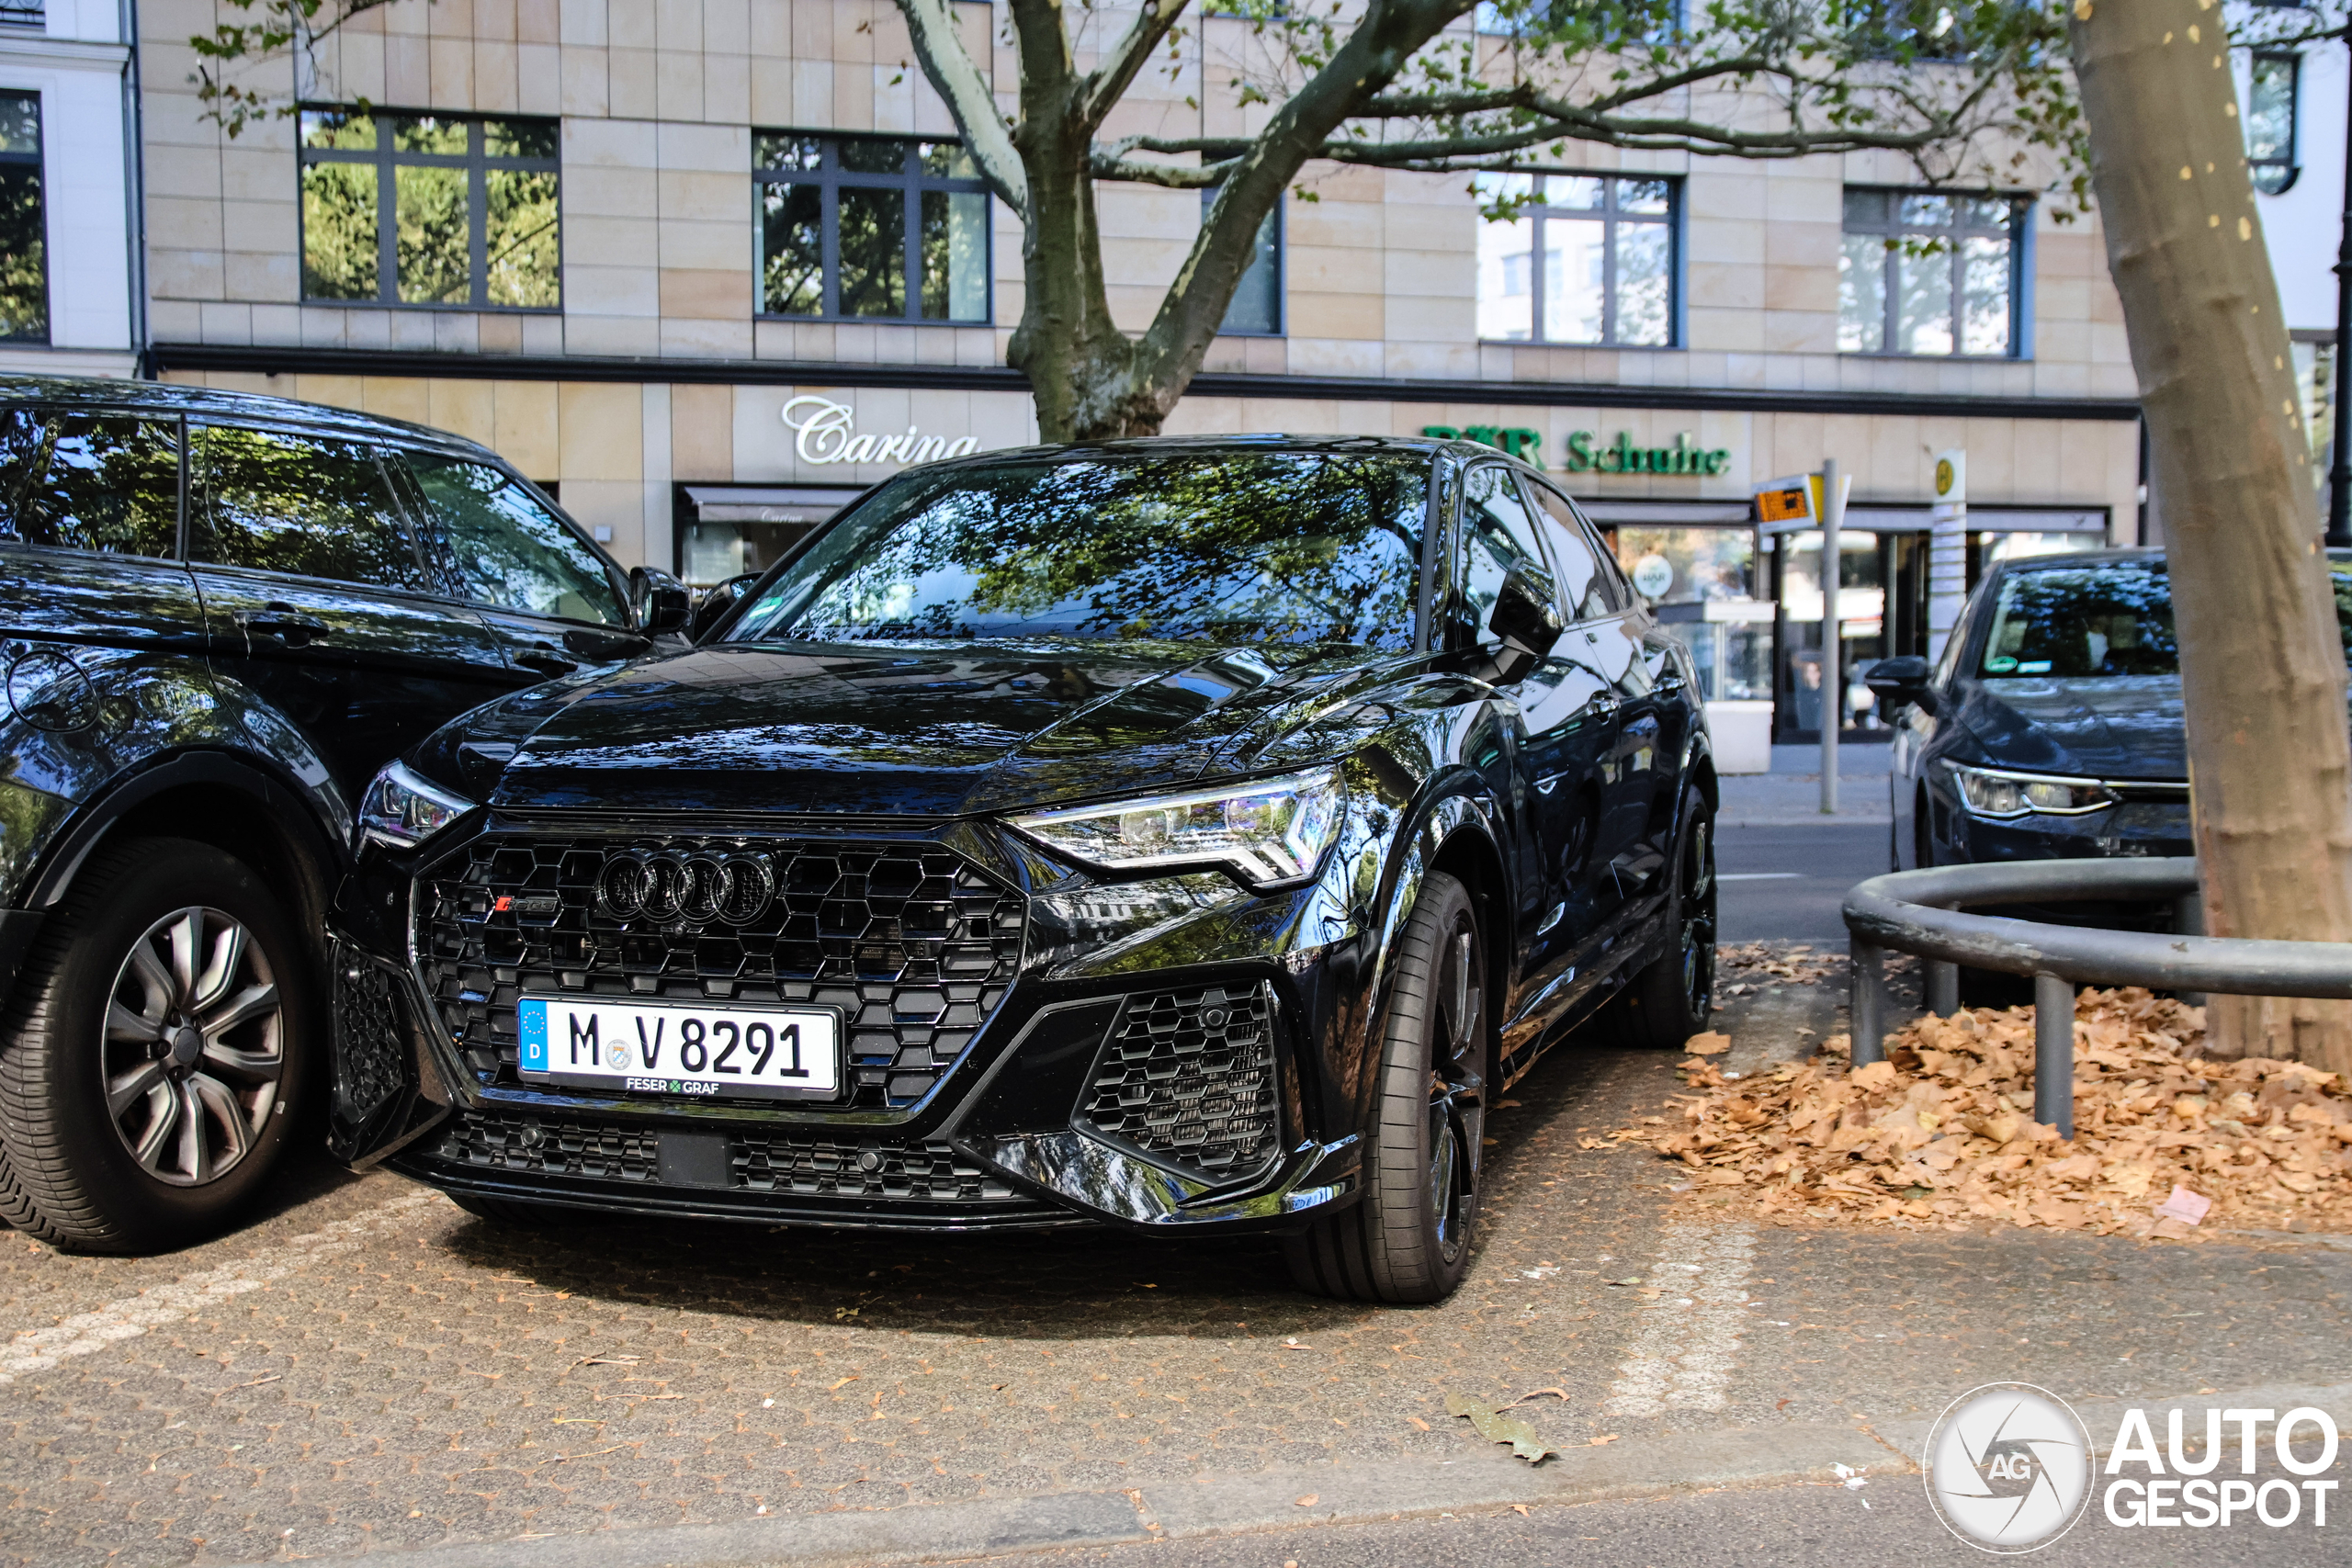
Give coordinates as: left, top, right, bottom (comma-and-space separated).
1946, 762, 2119, 819
357, 759, 477, 851
1008, 766, 1346, 889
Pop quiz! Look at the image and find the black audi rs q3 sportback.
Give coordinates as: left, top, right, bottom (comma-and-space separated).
332, 436, 1719, 1303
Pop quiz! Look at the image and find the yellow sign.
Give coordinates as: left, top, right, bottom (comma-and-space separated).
1756, 484, 1811, 524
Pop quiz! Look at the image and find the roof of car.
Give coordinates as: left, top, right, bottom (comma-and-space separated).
0, 373, 503, 461
1996, 546, 2162, 571
904, 431, 1507, 472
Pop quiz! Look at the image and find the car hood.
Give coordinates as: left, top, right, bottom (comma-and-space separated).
1948, 675, 2186, 780
443, 640, 1379, 817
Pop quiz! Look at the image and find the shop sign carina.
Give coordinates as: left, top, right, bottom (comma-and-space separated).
781, 396, 987, 467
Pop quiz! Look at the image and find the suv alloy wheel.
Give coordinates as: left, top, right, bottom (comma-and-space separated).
1285, 871, 1487, 1303
0, 839, 316, 1252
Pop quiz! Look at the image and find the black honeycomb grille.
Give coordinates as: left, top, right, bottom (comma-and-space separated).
732, 1133, 1023, 1202
1078, 983, 1280, 1179
439, 1108, 660, 1181
332, 953, 407, 1125
417, 834, 1023, 1111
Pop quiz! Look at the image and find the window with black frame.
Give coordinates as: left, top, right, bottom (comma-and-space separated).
756, 133, 989, 322
1840, 188, 2026, 357
2247, 51, 2301, 196
1474, 172, 1675, 347
0, 92, 44, 344
300, 108, 560, 309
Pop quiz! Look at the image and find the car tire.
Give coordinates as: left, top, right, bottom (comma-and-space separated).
1596, 789, 1717, 1051
448, 1191, 599, 1229
0, 838, 315, 1254
1283, 870, 1486, 1305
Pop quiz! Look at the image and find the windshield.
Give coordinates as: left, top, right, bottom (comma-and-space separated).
1981, 559, 2352, 678
724, 450, 1428, 649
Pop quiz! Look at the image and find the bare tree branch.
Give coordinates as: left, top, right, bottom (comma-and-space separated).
894, 0, 1032, 217
1080, 0, 1194, 132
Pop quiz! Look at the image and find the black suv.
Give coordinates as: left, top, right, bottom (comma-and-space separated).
333, 437, 1717, 1303
0, 376, 687, 1252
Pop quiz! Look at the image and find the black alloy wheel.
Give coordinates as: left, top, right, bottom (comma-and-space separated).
0, 838, 315, 1252
1598, 789, 1717, 1050
1286, 870, 1487, 1304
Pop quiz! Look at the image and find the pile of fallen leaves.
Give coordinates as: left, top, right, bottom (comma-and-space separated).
1615, 987, 2352, 1237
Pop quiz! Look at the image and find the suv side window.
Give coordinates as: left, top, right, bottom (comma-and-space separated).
401, 453, 628, 626
1457, 462, 1550, 640
191, 425, 428, 591
1521, 478, 1623, 620
0, 408, 181, 558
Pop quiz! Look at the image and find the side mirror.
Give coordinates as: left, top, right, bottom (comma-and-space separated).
1863, 654, 1937, 716
629, 566, 692, 637
1489, 565, 1566, 660
688, 572, 761, 642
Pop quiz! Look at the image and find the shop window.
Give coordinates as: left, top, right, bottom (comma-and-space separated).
300, 107, 561, 310
1205, 191, 1282, 336
2247, 51, 2301, 196
756, 133, 989, 323
1839, 187, 2026, 357
1475, 173, 1675, 348
0, 92, 43, 344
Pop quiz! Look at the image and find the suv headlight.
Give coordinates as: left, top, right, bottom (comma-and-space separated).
1009, 766, 1346, 890
1946, 762, 2119, 819
358, 759, 477, 851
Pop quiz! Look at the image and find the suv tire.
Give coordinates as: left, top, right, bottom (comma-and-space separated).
0, 838, 316, 1253
1285, 871, 1486, 1304
1597, 790, 1717, 1050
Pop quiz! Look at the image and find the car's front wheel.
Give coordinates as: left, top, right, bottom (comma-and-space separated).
1285, 870, 1486, 1304
0, 838, 315, 1253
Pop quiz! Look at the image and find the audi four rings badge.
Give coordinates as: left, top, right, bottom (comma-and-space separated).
593, 851, 776, 925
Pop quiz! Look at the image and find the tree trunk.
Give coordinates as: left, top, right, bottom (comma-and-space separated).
2070, 1, 2352, 1073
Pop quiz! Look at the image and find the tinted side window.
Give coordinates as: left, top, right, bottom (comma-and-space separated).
0, 408, 180, 558
402, 453, 627, 626
1521, 478, 1622, 620
1458, 463, 1549, 638
191, 426, 426, 590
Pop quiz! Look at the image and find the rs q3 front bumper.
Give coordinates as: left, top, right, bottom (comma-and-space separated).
327, 808, 1387, 1234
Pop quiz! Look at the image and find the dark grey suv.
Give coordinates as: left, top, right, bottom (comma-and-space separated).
0, 376, 687, 1252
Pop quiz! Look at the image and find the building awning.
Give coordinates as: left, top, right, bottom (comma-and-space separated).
682, 485, 863, 525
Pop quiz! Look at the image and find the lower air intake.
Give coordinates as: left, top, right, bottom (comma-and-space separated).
1077, 982, 1280, 1181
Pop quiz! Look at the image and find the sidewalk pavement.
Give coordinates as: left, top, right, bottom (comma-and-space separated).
4, 957, 2345, 1568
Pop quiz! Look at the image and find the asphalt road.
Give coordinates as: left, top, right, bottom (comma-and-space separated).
1715, 821, 1892, 943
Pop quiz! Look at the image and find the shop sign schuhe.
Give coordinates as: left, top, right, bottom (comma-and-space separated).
1422, 423, 1732, 476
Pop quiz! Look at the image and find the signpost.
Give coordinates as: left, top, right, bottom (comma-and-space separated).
1929, 449, 1967, 664
1754, 466, 1852, 814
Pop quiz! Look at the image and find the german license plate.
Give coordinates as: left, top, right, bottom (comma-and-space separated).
515, 995, 842, 1100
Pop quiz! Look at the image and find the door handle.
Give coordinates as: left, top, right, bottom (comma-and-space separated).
241, 605, 330, 648
515, 649, 580, 677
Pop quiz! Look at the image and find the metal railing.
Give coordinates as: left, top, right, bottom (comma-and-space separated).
1841, 857, 2352, 1137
